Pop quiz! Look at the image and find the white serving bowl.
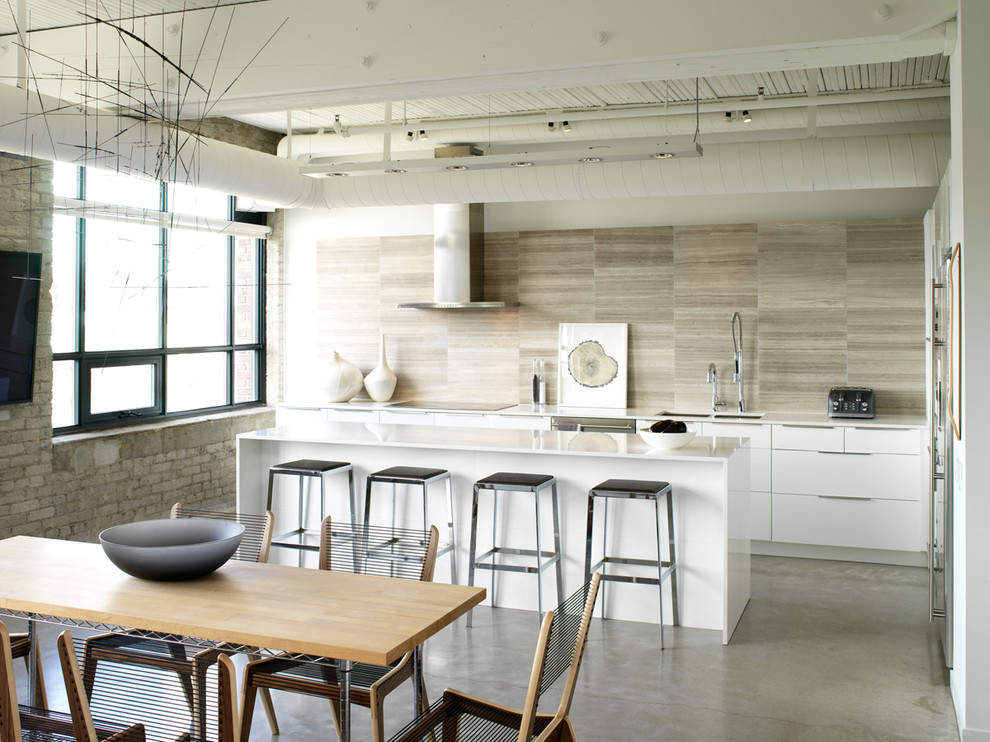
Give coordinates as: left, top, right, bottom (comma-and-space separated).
99, 518, 244, 581
638, 429, 697, 450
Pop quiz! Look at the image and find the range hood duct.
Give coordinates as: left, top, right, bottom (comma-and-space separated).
397, 203, 518, 309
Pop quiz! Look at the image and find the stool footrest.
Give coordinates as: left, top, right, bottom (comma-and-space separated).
589, 563, 677, 587
473, 547, 560, 575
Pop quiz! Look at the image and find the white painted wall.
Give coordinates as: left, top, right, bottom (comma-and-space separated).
950, 2, 990, 739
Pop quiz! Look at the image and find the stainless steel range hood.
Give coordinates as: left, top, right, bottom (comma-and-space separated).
398, 202, 519, 309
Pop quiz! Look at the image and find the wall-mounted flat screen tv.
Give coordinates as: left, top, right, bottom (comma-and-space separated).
0, 250, 42, 405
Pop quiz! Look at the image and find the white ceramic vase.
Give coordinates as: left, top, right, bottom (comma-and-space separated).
326, 351, 364, 402
364, 335, 398, 402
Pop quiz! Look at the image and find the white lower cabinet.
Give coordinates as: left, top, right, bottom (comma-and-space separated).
771, 493, 921, 552
771, 450, 919, 501
769, 424, 923, 554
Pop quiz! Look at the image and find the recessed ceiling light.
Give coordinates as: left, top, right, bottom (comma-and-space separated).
578, 157, 602, 164
384, 169, 407, 174
650, 152, 674, 159
511, 161, 534, 168
446, 165, 469, 171
325, 172, 348, 177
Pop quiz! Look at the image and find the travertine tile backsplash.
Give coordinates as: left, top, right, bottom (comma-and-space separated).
314, 218, 924, 415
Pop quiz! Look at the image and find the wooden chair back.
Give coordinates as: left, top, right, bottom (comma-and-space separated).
57, 630, 100, 742
171, 503, 275, 564
0, 621, 21, 742
317, 517, 440, 583
522, 572, 602, 742
215, 654, 240, 742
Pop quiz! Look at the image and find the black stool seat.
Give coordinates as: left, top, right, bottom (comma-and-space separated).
476, 472, 555, 489
590, 479, 671, 496
367, 466, 449, 482
365, 465, 457, 582
267, 459, 356, 558
271, 459, 351, 475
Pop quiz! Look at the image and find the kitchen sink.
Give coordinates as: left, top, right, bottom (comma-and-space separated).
656, 410, 765, 420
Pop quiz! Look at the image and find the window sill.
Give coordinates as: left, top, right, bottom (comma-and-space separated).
53, 406, 275, 445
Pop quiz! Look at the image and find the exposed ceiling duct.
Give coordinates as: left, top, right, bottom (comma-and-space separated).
0, 83, 949, 210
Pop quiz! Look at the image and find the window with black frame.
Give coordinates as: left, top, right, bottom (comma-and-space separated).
51, 163, 266, 432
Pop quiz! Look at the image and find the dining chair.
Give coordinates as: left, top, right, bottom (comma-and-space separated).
385, 572, 601, 742
64, 628, 242, 742
5, 629, 47, 710
239, 517, 440, 742
1, 620, 146, 742
81, 504, 275, 738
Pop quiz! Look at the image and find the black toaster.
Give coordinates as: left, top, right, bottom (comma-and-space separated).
827, 387, 875, 418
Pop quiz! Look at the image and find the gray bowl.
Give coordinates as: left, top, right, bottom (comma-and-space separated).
100, 518, 245, 581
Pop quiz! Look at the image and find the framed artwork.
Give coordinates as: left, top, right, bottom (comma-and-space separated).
557, 323, 628, 408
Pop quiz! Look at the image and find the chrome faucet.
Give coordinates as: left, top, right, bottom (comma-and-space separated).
708, 363, 725, 412
731, 312, 744, 412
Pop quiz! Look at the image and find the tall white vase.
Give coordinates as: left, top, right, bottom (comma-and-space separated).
364, 335, 398, 402
326, 351, 364, 402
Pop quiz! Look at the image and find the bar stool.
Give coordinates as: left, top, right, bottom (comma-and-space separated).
267, 459, 356, 557
364, 466, 458, 581
584, 478, 678, 649
467, 472, 563, 627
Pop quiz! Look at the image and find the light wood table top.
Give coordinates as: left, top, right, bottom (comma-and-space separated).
0, 536, 485, 665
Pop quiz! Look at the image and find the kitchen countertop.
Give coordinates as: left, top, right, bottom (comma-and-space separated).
282, 401, 926, 429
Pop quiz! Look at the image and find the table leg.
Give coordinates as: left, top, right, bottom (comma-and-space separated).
27, 620, 39, 707
339, 659, 352, 742
412, 645, 425, 716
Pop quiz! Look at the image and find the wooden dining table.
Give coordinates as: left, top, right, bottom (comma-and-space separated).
0, 535, 485, 742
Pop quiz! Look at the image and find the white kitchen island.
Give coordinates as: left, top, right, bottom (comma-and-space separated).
237, 422, 751, 643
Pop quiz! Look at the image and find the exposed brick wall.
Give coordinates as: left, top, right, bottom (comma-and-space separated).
0, 125, 281, 543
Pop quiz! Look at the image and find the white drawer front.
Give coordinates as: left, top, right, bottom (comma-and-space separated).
772, 424, 843, 451
434, 412, 489, 428
703, 422, 771, 448
772, 493, 921, 551
379, 409, 435, 425
772, 450, 919, 501
844, 427, 921, 455
486, 414, 551, 431
325, 408, 380, 423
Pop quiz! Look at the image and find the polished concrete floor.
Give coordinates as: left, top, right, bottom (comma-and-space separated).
12, 555, 958, 742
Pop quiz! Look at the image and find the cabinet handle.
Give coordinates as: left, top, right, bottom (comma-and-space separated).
816, 450, 871, 456
817, 495, 873, 501
780, 424, 835, 430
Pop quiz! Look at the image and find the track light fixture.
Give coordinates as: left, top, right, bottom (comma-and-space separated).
405, 131, 414, 141
333, 114, 351, 138
725, 110, 753, 124
418, 130, 428, 141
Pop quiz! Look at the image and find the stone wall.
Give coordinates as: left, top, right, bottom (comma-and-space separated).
0, 120, 280, 543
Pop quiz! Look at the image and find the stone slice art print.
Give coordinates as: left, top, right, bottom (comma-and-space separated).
557, 323, 628, 408
567, 340, 619, 388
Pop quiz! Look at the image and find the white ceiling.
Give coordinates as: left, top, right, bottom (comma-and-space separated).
235, 55, 951, 136
0, 0, 956, 211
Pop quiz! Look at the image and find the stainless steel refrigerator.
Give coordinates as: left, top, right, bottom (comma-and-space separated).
929, 238, 954, 668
